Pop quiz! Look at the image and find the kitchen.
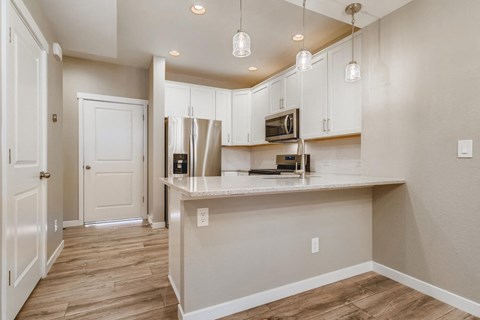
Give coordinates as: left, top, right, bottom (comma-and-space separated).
1, 0, 480, 319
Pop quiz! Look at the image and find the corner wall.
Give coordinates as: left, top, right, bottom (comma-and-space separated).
62, 57, 148, 222
361, 0, 480, 303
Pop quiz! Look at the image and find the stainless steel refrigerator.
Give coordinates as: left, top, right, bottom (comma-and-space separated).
164, 117, 222, 225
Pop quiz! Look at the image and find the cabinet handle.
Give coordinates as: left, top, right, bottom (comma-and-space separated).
228, 133, 230, 143
327, 119, 331, 131
191, 106, 194, 117
323, 119, 327, 132
247, 133, 250, 142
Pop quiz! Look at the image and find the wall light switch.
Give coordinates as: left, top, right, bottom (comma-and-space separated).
458, 140, 473, 158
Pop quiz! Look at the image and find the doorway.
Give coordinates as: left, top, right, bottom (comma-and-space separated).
78, 93, 147, 223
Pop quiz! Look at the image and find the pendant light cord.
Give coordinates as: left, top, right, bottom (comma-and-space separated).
351, 11, 355, 62
240, 0, 243, 31
302, 0, 306, 49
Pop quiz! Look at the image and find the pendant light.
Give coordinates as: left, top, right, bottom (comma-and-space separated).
232, 0, 251, 58
296, 0, 312, 71
345, 3, 362, 82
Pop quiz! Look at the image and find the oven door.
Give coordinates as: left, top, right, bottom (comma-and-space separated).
265, 109, 299, 142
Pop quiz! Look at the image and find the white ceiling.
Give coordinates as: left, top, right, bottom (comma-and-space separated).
36, 0, 412, 88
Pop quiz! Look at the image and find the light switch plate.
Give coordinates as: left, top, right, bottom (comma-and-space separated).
458, 140, 473, 158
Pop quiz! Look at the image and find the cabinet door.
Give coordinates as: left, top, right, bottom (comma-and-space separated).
232, 90, 251, 145
269, 78, 284, 114
301, 54, 328, 139
327, 35, 362, 136
285, 70, 299, 109
251, 85, 270, 144
191, 86, 215, 120
165, 82, 190, 117
215, 90, 232, 146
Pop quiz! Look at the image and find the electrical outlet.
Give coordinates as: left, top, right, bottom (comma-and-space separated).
311, 237, 319, 254
197, 208, 209, 227
54, 219, 58, 232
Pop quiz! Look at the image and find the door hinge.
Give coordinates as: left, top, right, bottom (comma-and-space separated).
142, 196, 144, 203
9, 27, 11, 43
143, 155, 145, 162
8, 148, 12, 164
8, 270, 11, 286
143, 114, 145, 121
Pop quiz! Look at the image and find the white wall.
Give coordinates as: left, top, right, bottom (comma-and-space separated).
250, 137, 361, 174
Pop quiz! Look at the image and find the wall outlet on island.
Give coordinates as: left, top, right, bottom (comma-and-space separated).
311, 237, 319, 254
197, 208, 209, 227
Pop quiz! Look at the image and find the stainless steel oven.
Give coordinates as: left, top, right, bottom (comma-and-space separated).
265, 108, 300, 142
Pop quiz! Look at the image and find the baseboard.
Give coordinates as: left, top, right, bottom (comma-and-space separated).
63, 220, 82, 228
179, 261, 372, 320
45, 240, 64, 276
168, 274, 181, 302
372, 262, 480, 317
147, 214, 166, 229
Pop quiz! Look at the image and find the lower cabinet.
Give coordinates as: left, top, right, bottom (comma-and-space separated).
231, 90, 251, 145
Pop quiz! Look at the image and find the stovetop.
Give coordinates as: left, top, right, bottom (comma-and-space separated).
248, 169, 295, 175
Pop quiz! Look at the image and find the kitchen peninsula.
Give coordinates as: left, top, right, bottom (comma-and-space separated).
161, 174, 404, 320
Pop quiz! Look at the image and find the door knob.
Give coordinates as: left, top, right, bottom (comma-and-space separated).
39, 171, 51, 179
85, 165, 91, 170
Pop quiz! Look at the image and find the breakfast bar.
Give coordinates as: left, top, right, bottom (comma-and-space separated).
161, 174, 404, 320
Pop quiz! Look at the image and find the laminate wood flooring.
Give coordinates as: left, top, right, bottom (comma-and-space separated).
17, 221, 478, 320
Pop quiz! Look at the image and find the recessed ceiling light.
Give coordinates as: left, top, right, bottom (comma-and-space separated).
248, 66, 258, 71
292, 34, 304, 42
169, 50, 181, 57
190, 4, 206, 15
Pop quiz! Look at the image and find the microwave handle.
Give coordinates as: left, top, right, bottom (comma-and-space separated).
284, 115, 293, 134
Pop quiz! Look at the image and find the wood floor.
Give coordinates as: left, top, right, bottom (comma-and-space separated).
17, 221, 477, 320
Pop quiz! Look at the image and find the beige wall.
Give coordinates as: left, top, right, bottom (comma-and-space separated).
147, 57, 166, 223
23, 0, 64, 258
221, 147, 251, 170
362, 0, 480, 303
62, 57, 148, 221
250, 137, 361, 174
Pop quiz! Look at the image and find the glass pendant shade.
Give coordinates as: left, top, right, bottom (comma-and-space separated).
345, 61, 361, 82
232, 30, 251, 57
296, 49, 312, 71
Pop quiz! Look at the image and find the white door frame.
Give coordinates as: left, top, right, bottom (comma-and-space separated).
77, 92, 148, 225
1, 0, 49, 318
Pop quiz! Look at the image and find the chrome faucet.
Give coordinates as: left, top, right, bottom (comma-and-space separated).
295, 138, 306, 179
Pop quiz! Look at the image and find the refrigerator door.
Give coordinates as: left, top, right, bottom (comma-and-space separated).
192, 118, 222, 176
165, 117, 192, 178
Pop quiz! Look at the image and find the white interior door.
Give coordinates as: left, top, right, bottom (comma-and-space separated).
83, 100, 146, 223
6, 4, 46, 319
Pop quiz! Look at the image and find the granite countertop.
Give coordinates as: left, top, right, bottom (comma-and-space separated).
160, 173, 405, 199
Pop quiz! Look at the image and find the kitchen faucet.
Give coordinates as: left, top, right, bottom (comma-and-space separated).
295, 138, 306, 179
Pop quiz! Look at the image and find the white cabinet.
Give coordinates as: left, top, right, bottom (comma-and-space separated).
215, 90, 232, 146
190, 86, 215, 119
251, 84, 270, 144
284, 70, 300, 109
231, 90, 251, 145
165, 82, 215, 120
165, 82, 190, 118
327, 34, 362, 136
269, 70, 300, 114
301, 54, 328, 139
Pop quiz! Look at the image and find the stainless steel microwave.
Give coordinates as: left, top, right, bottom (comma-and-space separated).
265, 108, 300, 142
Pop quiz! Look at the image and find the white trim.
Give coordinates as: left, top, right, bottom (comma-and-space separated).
179, 262, 372, 320
45, 240, 64, 276
63, 220, 83, 228
373, 262, 480, 317
39, 49, 48, 278
10, 0, 49, 52
168, 274, 181, 302
78, 98, 85, 226
148, 214, 166, 229
77, 92, 148, 107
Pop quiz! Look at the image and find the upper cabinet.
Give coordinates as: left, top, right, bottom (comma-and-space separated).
165, 82, 190, 118
215, 90, 232, 146
301, 54, 328, 140
231, 90, 251, 145
327, 34, 362, 136
165, 81, 215, 120
251, 84, 270, 145
269, 69, 300, 114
